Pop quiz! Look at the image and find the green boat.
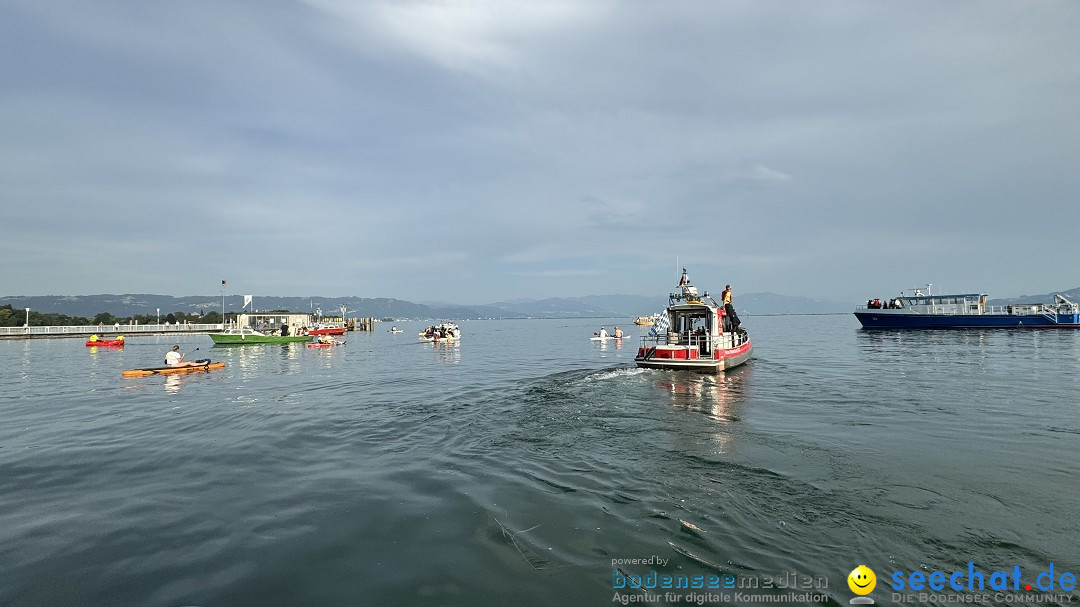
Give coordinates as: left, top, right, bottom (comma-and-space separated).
209, 327, 311, 344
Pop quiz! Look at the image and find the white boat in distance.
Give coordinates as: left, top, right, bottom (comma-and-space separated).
420, 323, 460, 342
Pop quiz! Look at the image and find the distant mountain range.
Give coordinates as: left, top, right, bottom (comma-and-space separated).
4, 287, 1077, 320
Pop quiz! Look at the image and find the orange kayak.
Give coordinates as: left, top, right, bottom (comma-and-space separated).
122, 362, 225, 378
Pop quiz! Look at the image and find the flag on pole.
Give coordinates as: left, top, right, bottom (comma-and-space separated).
649, 312, 670, 336
244, 295, 252, 308
222, 279, 227, 286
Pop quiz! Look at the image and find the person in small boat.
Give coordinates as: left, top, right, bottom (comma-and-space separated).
598, 327, 609, 338
316, 335, 336, 345
613, 326, 624, 338
165, 345, 203, 367
116, 335, 124, 342
89, 334, 99, 342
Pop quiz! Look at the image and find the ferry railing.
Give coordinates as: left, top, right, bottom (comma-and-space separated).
0, 323, 225, 338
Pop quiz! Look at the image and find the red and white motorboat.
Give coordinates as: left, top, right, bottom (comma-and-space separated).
635, 270, 752, 373
308, 326, 346, 336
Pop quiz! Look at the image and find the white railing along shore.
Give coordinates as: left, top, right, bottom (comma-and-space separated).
0, 323, 225, 338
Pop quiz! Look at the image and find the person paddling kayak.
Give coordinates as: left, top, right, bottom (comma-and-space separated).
165, 345, 206, 368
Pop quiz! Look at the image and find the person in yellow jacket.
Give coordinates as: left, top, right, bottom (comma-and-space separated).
721, 285, 741, 330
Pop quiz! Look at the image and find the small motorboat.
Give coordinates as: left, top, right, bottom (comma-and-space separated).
420, 323, 460, 342
307, 341, 345, 348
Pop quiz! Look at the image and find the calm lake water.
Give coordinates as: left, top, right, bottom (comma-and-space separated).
2, 316, 1078, 606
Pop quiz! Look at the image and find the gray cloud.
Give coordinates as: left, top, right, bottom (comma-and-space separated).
3, 0, 1078, 303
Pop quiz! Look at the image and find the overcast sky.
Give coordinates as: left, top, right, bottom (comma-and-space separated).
3, 1, 1078, 304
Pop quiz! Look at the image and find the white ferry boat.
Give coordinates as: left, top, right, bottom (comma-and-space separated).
855, 285, 1080, 329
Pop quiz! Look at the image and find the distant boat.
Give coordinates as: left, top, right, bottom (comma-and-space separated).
209, 327, 311, 344
85, 337, 125, 347
590, 333, 630, 341
855, 285, 1080, 329
420, 323, 460, 342
633, 314, 658, 326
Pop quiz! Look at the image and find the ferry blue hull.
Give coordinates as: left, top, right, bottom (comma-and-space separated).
855, 312, 1080, 329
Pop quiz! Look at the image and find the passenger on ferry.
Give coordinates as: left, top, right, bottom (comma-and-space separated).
893, 298, 902, 309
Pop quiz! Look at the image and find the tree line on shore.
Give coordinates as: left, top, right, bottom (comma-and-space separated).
0, 304, 235, 328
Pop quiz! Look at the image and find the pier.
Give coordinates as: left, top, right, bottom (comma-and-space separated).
0, 323, 224, 340
1, 318, 378, 339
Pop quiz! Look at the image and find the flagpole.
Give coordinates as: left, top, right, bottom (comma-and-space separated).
221, 279, 226, 329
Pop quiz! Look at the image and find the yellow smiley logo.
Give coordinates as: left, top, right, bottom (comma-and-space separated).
848, 565, 876, 595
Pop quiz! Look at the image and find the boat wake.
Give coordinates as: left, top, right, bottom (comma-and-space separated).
581, 366, 647, 383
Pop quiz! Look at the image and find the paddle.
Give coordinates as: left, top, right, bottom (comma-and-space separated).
187, 348, 213, 364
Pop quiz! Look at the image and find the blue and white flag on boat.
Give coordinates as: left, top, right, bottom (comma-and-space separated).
649, 312, 670, 336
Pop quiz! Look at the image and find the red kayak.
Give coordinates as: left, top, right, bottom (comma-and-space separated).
86, 339, 125, 347
307, 342, 344, 348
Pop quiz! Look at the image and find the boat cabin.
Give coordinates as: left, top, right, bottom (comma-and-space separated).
237, 312, 313, 334
894, 293, 987, 315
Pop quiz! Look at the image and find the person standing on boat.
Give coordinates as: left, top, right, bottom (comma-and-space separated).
679, 268, 690, 287
722, 285, 741, 330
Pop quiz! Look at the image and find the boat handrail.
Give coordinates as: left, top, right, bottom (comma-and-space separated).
639, 330, 748, 349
